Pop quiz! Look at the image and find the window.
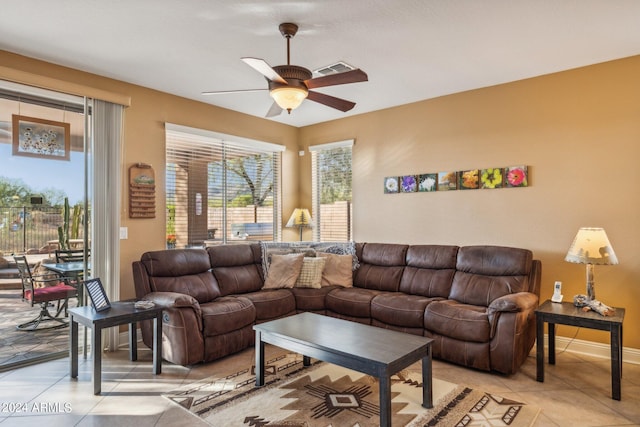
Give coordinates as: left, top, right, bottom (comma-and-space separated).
310, 140, 353, 242
165, 124, 283, 247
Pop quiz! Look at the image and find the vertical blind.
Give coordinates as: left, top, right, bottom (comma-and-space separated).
310, 139, 353, 242
165, 124, 283, 247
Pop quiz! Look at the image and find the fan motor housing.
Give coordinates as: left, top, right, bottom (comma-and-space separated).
269, 65, 312, 90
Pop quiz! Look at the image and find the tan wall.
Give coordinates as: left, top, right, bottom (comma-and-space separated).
3, 49, 640, 350
299, 55, 640, 349
0, 50, 301, 301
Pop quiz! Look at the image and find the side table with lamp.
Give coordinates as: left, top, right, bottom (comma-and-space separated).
535, 227, 625, 400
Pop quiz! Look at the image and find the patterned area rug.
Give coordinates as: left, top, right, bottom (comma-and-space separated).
164, 353, 539, 427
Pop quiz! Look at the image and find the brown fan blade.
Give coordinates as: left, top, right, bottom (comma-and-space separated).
201, 89, 266, 95
265, 101, 283, 117
241, 57, 287, 84
305, 69, 368, 89
307, 91, 356, 112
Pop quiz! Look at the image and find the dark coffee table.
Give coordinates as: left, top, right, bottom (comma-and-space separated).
254, 312, 433, 427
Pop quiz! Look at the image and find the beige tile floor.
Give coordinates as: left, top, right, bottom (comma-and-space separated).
0, 343, 638, 426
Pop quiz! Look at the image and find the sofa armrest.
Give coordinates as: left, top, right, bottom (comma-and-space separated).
488, 291, 538, 314
487, 292, 539, 374
144, 291, 199, 308
143, 291, 203, 331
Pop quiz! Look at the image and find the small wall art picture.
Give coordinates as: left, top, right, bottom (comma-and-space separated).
384, 176, 399, 193
438, 171, 458, 191
505, 165, 528, 187
459, 169, 479, 190
480, 168, 503, 189
418, 173, 437, 192
12, 114, 70, 161
400, 175, 418, 193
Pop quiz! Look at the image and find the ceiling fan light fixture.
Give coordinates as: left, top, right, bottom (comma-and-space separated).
270, 86, 308, 113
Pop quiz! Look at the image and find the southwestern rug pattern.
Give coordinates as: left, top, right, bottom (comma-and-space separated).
164, 353, 539, 427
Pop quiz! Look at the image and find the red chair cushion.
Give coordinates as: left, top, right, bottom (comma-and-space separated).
25, 283, 77, 304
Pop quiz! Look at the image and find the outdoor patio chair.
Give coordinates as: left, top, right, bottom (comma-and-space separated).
13, 255, 78, 331
55, 248, 90, 263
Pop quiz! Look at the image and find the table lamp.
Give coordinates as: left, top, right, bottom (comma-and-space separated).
286, 208, 312, 241
565, 227, 618, 301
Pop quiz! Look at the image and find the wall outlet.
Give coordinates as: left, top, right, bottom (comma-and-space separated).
119, 227, 128, 239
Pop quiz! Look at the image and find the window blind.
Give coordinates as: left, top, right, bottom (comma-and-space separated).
310, 140, 353, 242
165, 125, 282, 247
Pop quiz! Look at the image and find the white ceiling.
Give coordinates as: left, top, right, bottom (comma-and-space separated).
1, 0, 640, 128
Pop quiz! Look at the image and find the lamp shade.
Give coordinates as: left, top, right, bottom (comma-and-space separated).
565, 227, 618, 265
270, 86, 308, 111
286, 208, 312, 227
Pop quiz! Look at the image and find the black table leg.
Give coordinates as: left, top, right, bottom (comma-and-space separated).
92, 326, 102, 395
255, 331, 264, 386
129, 322, 137, 361
379, 375, 391, 427
611, 324, 622, 400
548, 322, 556, 365
536, 317, 544, 382
70, 316, 78, 379
422, 348, 433, 409
153, 314, 162, 374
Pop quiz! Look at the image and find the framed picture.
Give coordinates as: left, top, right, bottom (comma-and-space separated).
459, 169, 479, 190
505, 165, 529, 187
480, 168, 504, 189
437, 171, 458, 191
12, 115, 70, 161
84, 278, 111, 312
418, 173, 437, 192
400, 175, 418, 193
384, 176, 399, 193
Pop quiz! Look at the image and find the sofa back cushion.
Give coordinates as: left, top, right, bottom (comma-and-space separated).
207, 244, 264, 296
140, 249, 220, 303
449, 245, 533, 306
354, 243, 408, 292
399, 245, 458, 297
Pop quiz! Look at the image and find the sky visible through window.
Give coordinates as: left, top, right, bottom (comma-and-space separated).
0, 143, 84, 204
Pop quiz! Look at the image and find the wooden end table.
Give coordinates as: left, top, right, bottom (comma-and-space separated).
535, 299, 625, 400
69, 301, 163, 395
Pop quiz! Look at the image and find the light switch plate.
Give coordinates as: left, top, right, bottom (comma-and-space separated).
119, 227, 128, 239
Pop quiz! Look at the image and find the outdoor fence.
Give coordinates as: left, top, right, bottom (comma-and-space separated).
0, 206, 84, 255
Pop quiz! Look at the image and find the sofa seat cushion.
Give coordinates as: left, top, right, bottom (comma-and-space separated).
290, 286, 340, 311
325, 287, 382, 318
201, 296, 256, 337
371, 293, 442, 328
424, 300, 491, 343
242, 289, 296, 320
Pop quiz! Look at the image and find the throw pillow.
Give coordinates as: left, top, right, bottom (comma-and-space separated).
262, 253, 305, 289
295, 257, 326, 289
317, 252, 353, 287
311, 241, 360, 270
260, 241, 316, 277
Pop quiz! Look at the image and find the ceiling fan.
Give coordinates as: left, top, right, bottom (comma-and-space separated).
202, 23, 368, 117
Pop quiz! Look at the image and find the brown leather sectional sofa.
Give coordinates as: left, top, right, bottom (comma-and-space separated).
132, 242, 541, 375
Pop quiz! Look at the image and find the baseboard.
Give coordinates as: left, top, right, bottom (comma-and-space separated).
118, 330, 640, 366
535, 334, 640, 365
116, 329, 142, 350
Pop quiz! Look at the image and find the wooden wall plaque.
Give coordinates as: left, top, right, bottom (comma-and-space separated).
129, 163, 156, 218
